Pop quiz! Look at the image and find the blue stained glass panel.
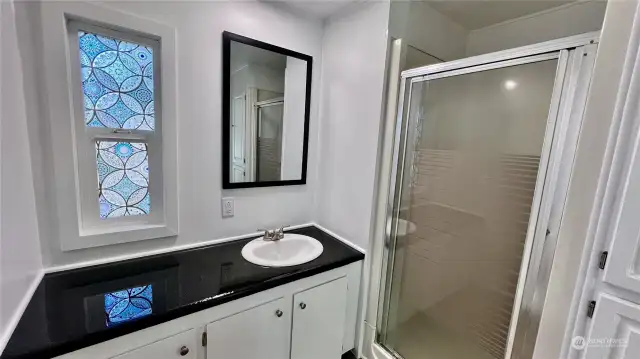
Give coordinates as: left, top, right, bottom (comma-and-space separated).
78, 31, 155, 130
105, 285, 153, 326
96, 141, 150, 219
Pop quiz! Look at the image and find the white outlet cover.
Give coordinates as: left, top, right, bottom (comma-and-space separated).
222, 197, 234, 218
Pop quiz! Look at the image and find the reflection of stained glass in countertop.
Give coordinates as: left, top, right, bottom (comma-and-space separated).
105, 285, 152, 326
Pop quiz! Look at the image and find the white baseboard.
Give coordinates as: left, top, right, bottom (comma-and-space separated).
0, 270, 44, 355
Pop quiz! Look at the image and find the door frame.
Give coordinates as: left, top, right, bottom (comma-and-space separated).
561, 2, 640, 358
371, 32, 599, 359
401, 32, 598, 79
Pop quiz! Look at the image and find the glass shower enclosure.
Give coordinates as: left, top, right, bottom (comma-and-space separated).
256, 98, 285, 181
375, 35, 598, 359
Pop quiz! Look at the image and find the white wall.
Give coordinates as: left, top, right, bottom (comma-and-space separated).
231, 64, 286, 98
281, 57, 307, 180
21, 1, 324, 268
389, 0, 468, 61
387, 0, 606, 64
315, 2, 389, 251
0, 0, 43, 351
466, 0, 607, 56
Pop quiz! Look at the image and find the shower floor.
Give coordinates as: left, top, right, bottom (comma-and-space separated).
389, 312, 497, 359
385, 285, 511, 359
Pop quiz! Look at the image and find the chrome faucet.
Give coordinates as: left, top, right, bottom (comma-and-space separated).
257, 225, 289, 241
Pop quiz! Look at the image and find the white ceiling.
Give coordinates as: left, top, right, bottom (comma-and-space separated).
427, 0, 576, 30
271, 0, 587, 29
278, 0, 360, 19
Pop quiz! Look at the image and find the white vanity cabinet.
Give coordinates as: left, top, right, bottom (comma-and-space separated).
206, 297, 291, 359
291, 278, 348, 359
206, 278, 350, 359
54, 261, 362, 359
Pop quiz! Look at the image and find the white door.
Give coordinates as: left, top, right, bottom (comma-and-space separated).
232, 166, 245, 183
576, 12, 640, 357
602, 135, 640, 293
111, 329, 198, 359
291, 278, 348, 359
583, 294, 640, 359
206, 297, 290, 359
583, 133, 640, 358
579, 53, 640, 356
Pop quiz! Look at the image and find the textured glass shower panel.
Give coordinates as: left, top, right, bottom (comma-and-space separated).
379, 59, 559, 359
257, 103, 284, 181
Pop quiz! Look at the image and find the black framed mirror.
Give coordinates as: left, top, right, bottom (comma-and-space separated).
222, 31, 312, 189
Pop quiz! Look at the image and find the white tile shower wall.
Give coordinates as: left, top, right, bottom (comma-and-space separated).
396, 153, 538, 358
19, 1, 324, 267
315, 1, 389, 251
0, 0, 44, 351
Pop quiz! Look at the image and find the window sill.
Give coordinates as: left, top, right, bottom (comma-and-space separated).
62, 224, 178, 251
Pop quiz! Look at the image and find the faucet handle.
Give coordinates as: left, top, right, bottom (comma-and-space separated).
274, 225, 290, 240
276, 225, 290, 233
257, 228, 274, 238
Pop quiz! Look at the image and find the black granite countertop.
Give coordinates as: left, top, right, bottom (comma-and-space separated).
1, 226, 364, 359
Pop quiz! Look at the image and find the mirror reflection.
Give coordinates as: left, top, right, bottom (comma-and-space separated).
223, 32, 312, 188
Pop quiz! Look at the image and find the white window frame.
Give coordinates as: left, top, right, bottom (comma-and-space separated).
40, 1, 178, 251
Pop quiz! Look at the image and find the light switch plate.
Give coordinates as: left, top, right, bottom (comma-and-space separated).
222, 197, 234, 218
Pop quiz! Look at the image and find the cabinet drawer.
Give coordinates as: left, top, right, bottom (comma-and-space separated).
111, 329, 197, 359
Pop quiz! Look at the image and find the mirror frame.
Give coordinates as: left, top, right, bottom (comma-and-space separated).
222, 31, 313, 189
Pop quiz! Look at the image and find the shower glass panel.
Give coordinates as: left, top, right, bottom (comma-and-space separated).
379, 59, 559, 359
257, 101, 284, 181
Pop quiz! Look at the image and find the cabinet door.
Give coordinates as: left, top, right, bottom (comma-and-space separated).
291, 277, 348, 359
584, 294, 640, 358
206, 297, 290, 359
602, 138, 640, 293
111, 329, 197, 359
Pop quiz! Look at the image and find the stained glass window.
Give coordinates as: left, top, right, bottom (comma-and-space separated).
78, 31, 155, 130
105, 285, 152, 326
96, 141, 150, 219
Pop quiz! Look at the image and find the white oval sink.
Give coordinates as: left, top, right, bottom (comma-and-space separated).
242, 234, 324, 267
